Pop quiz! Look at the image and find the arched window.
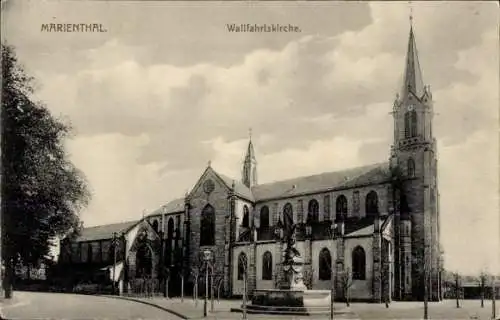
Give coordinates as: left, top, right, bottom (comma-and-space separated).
283, 203, 293, 232
307, 199, 319, 223
260, 206, 270, 228
87, 243, 93, 263
238, 252, 247, 280
405, 110, 418, 138
152, 220, 159, 233
352, 246, 366, 280
410, 110, 417, 137
407, 158, 415, 177
200, 204, 215, 246
319, 248, 332, 280
335, 195, 348, 221
404, 112, 411, 138
365, 191, 379, 217
136, 243, 153, 278
242, 205, 250, 228
167, 218, 174, 239
262, 251, 273, 280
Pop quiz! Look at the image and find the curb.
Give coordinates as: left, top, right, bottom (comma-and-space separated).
100, 295, 188, 319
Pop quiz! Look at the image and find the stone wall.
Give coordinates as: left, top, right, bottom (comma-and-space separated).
187, 170, 231, 282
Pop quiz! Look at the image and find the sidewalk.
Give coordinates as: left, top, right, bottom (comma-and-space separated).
0, 296, 20, 320
107, 296, 359, 319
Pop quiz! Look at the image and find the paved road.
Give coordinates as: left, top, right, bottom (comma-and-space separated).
0, 291, 183, 320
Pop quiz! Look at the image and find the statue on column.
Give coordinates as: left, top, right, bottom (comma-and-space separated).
282, 225, 306, 290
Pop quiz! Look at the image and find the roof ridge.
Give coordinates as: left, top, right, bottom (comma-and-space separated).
253, 162, 388, 188
83, 220, 138, 230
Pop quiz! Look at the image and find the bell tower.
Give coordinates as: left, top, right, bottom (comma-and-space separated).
391, 22, 441, 301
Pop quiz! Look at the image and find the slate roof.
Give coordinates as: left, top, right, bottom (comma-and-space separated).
216, 171, 255, 201
147, 198, 185, 217
401, 27, 426, 99
75, 220, 139, 242
251, 162, 390, 201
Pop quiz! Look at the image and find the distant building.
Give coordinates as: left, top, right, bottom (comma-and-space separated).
58, 221, 137, 289
443, 279, 500, 300
59, 24, 441, 302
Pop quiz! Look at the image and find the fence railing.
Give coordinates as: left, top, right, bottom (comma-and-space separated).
125, 278, 163, 298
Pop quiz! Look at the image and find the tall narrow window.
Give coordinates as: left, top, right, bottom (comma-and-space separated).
200, 204, 215, 246
319, 248, 332, 280
283, 203, 294, 233
323, 195, 331, 220
404, 110, 418, 138
87, 243, 93, 263
410, 110, 418, 137
108, 242, 115, 263
407, 158, 416, 177
238, 252, 247, 280
167, 218, 175, 239
262, 251, 273, 280
260, 206, 270, 228
404, 112, 411, 138
352, 246, 366, 280
176, 215, 181, 230
307, 199, 319, 223
365, 191, 379, 218
242, 205, 250, 228
353, 191, 360, 216
136, 243, 153, 278
335, 195, 348, 221
152, 220, 159, 233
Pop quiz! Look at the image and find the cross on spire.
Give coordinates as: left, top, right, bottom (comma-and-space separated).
409, 1, 414, 27
248, 127, 252, 141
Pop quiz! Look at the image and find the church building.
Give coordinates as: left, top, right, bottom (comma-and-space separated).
58, 24, 442, 302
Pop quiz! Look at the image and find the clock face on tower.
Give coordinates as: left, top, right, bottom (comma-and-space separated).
407, 104, 415, 111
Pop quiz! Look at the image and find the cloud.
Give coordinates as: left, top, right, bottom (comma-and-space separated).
438, 130, 499, 273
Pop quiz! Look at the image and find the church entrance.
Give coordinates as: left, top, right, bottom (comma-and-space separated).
126, 232, 164, 297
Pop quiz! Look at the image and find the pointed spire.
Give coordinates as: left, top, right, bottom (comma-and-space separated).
401, 18, 425, 99
242, 128, 257, 188
245, 128, 256, 163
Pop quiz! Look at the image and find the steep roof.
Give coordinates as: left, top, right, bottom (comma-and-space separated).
245, 139, 256, 163
401, 26, 425, 99
75, 220, 139, 242
147, 198, 185, 217
216, 171, 255, 201
251, 162, 390, 202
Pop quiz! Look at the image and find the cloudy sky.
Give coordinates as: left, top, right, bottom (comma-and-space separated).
3, 0, 499, 275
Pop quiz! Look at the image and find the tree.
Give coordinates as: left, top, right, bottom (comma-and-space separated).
1, 44, 90, 298
451, 272, 462, 308
191, 268, 200, 305
492, 275, 497, 320
479, 271, 488, 308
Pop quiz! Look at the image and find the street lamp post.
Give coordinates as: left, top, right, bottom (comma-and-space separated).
210, 267, 214, 312
112, 232, 118, 295
329, 222, 336, 320
204, 262, 208, 318
201, 249, 213, 318
239, 253, 248, 320
492, 276, 497, 320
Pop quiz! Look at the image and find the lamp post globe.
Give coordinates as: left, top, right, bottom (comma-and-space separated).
202, 249, 212, 317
